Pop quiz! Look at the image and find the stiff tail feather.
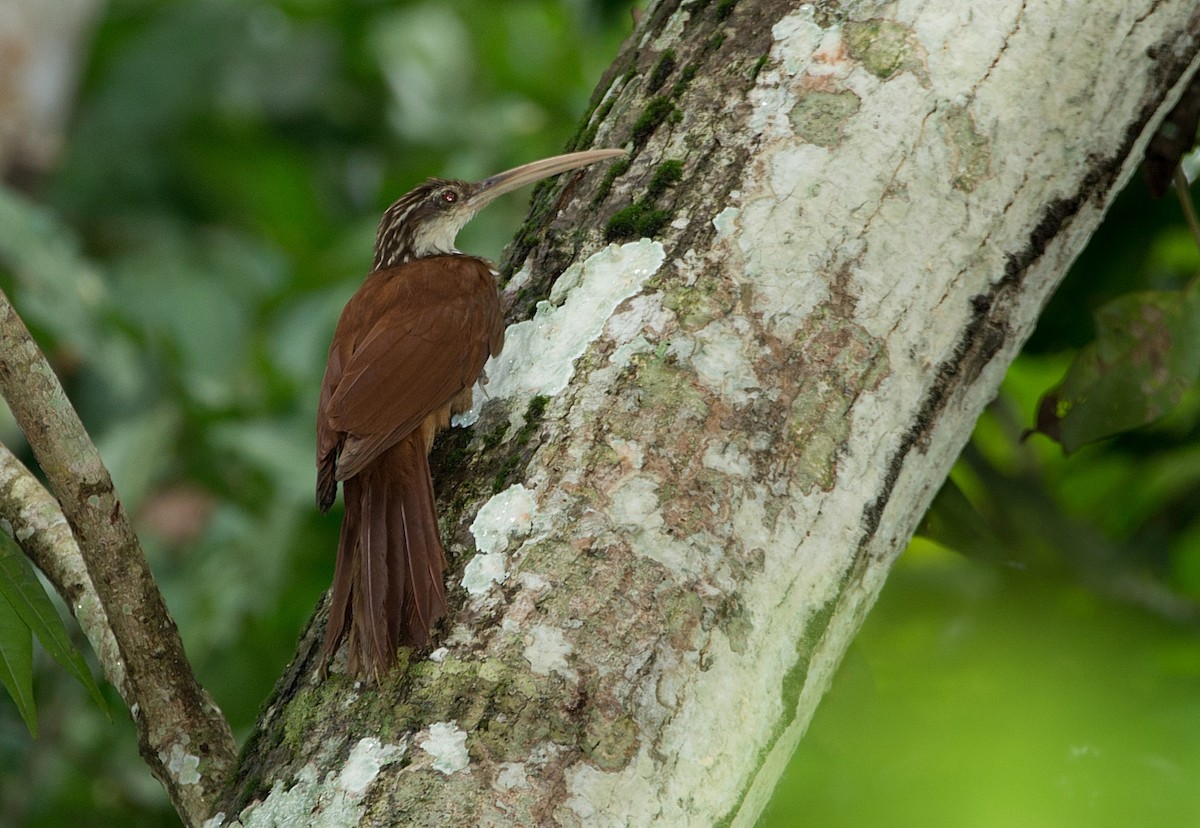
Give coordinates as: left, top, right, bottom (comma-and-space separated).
320, 433, 448, 678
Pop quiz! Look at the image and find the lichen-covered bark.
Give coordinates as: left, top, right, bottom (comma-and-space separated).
217, 1, 1200, 825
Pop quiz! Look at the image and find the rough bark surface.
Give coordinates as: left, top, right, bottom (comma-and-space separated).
217, 1, 1200, 825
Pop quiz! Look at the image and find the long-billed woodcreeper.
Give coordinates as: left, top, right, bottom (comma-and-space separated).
317, 148, 625, 678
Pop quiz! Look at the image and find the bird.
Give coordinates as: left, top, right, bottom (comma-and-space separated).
316, 148, 626, 678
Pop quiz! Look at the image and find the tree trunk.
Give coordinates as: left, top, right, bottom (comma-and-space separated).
0, 0, 104, 183
214, 1, 1200, 825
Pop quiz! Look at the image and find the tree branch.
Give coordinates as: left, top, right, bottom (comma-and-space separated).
0, 442, 124, 693
0, 288, 235, 827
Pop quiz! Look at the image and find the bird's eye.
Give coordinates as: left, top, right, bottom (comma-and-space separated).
440, 189, 458, 204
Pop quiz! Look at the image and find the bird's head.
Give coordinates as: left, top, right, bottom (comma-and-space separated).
373, 148, 626, 270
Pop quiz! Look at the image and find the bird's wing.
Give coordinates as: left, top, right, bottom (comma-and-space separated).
321, 256, 501, 481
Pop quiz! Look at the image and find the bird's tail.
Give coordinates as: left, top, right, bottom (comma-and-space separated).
321, 432, 447, 678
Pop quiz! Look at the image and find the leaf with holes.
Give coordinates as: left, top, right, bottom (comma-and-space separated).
1033, 280, 1200, 452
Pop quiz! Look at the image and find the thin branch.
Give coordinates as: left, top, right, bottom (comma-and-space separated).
0, 288, 235, 827
0, 442, 125, 694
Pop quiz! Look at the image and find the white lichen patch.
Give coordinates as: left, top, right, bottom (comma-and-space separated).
219, 739, 404, 827
469, 483, 535, 555
712, 206, 741, 238
607, 436, 644, 470
702, 440, 752, 477
418, 721, 470, 775
236, 765, 329, 828
648, 3, 689, 51
461, 552, 507, 596
517, 570, 551, 592
690, 317, 762, 404
564, 763, 627, 823
608, 335, 657, 374
494, 761, 530, 791
604, 292, 672, 343
457, 239, 666, 426
770, 5, 825, 76
523, 623, 576, 680
160, 738, 201, 786
336, 737, 404, 797
463, 483, 537, 596
608, 475, 702, 578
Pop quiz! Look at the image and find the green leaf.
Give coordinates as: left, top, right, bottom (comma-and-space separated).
0, 588, 36, 737
1033, 279, 1200, 451
917, 478, 1011, 566
0, 533, 107, 715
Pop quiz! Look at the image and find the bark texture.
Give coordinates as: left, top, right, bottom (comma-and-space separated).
218, 1, 1200, 825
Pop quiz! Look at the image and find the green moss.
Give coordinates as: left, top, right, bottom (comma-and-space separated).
574, 94, 619, 151
603, 159, 684, 241
230, 773, 264, 815
631, 96, 676, 147
574, 124, 598, 154
647, 49, 677, 93
491, 456, 517, 494
480, 421, 507, 452
604, 202, 672, 241
706, 32, 726, 53
645, 160, 684, 199
490, 395, 551, 493
437, 429, 470, 470
506, 177, 562, 275
281, 684, 332, 753
515, 394, 549, 444
604, 205, 642, 240
527, 394, 549, 419
749, 54, 769, 84
715, 0, 737, 19
590, 155, 631, 206
671, 63, 699, 97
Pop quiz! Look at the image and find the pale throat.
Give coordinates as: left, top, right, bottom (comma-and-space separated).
409, 211, 475, 260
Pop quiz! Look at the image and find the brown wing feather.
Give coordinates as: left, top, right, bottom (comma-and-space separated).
316, 254, 502, 486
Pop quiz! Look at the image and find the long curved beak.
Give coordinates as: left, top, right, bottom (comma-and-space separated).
468, 148, 627, 210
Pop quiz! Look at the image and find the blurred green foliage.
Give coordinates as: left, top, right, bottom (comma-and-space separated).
0, 1, 1198, 825
761, 539, 1200, 828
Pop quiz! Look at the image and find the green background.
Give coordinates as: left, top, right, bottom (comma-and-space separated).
0, 2, 1198, 825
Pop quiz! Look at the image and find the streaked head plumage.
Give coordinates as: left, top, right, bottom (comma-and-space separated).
371, 148, 629, 272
